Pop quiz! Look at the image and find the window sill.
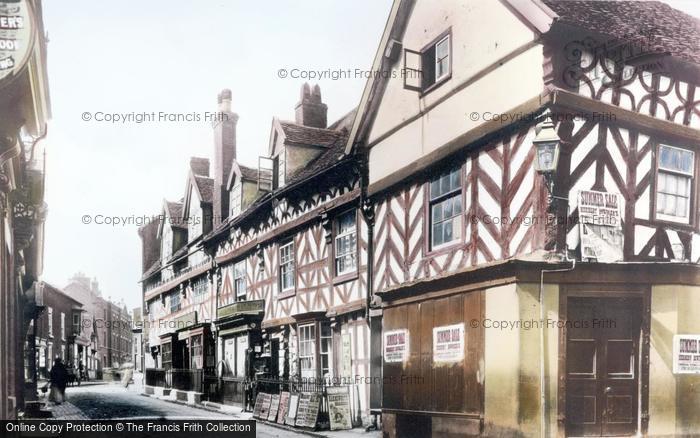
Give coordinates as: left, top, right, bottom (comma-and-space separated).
420, 73, 451, 97
333, 272, 358, 286
425, 239, 464, 257
278, 290, 296, 299
651, 215, 695, 231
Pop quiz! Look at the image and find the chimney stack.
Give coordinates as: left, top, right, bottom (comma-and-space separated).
213, 89, 239, 226
295, 83, 327, 128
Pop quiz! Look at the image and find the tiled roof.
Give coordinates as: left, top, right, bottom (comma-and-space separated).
239, 164, 259, 181
279, 121, 346, 147
194, 175, 214, 203
543, 0, 700, 65
141, 259, 161, 281
165, 201, 186, 229
285, 130, 349, 183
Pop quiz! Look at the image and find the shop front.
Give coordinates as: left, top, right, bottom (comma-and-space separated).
211, 299, 264, 408
379, 260, 700, 438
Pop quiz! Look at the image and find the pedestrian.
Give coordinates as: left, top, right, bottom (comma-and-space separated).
49, 358, 68, 404
78, 360, 85, 381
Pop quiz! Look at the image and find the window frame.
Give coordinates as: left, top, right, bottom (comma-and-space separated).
278, 240, 296, 297
332, 209, 359, 282
234, 260, 247, 301
297, 320, 333, 380
403, 29, 452, 95
425, 165, 465, 253
169, 291, 181, 314
653, 143, 696, 226
230, 180, 243, 217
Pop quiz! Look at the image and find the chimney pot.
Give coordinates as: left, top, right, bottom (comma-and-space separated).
218, 89, 232, 112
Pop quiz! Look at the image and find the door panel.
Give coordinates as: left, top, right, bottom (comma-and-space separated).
566, 297, 641, 437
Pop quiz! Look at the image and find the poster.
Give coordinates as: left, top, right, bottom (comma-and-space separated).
277, 391, 290, 425
284, 393, 299, 426
252, 393, 265, 419
578, 190, 623, 262
267, 393, 281, 422
433, 323, 465, 363
259, 393, 272, 419
295, 392, 321, 429
673, 334, 700, 374
384, 329, 409, 363
327, 386, 352, 430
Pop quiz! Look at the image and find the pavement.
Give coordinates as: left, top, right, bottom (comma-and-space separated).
42, 382, 380, 437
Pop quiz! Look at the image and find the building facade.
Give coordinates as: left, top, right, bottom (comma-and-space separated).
31, 283, 84, 378
348, 0, 700, 437
141, 86, 374, 425
0, 0, 51, 419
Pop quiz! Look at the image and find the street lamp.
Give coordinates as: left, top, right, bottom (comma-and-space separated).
533, 119, 561, 196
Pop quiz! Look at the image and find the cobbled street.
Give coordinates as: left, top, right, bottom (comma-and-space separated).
49, 383, 309, 437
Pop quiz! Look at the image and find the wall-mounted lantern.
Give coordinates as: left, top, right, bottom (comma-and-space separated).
533, 119, 561, 196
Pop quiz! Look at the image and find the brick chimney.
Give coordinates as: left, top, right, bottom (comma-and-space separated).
213, 89, 239, 226
295, 83, 327, 128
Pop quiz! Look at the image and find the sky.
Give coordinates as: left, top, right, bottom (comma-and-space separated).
40, 0, 699, 310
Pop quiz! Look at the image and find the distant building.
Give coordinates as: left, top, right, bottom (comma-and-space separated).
32, 283, 84, 379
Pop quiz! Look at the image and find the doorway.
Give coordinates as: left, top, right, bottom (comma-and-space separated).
564, 294, 645, 437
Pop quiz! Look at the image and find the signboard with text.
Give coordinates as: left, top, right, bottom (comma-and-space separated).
673, 334, 700, 374
284, 393, 299, 426
277, 391, 290, 424
327, 386, 353, 430
578, 190, 624, 262
383, 329, 409, 363
433, 323, 465, 363
0, 0, 36, 86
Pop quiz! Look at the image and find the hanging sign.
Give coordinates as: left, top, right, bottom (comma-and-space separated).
673, 334, 700, 374
384, 329, 409, 363
327, 386, 353, 430
433, 323, 465, 363
0, 0, 36, 86
577, 190, 624, 262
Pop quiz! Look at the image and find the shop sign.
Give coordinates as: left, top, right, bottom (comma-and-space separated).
277, 391, 290, 424
0, 0, 36, 87
284, 393, 299, 426
673, 334, 700, 374
295, 392, 321, 429
383, 329, 408, 363
433, 323, 465, 363
577, 190, 623, 262
217, 299, 264, 319
327, 386, 352, 430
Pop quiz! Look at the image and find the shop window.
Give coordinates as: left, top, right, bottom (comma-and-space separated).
298, 323, 316, 379
656, 145, 694, 223
279, 240, 295, 294
320, 322, 333, 379
234, 260, 247, 301
334, 210, 357, 277
429, 167, 463, 249
190, 335, 203, 369
161, 342, 172, 370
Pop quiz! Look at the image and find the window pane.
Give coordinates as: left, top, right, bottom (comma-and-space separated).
432, 203, 443, 222
436, 37, 449, 59
432, 223, 443, 247
430, 180, 440, 198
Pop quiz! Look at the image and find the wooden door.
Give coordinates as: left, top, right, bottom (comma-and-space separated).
566, 297, 641, 436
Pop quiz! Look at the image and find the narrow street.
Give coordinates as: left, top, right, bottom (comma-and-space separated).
48, 383, 309, 437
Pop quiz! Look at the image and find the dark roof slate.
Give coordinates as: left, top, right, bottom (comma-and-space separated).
194, 176, 214, 203
279, 121, 346, 147
543, 0, 700, 65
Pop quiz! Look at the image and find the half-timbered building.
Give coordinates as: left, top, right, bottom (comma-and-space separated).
348, 0, 700, 436
203, 84, 373, 423
140, 86, 374, 424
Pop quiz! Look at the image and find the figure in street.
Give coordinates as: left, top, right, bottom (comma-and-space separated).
49, 357, 68, 404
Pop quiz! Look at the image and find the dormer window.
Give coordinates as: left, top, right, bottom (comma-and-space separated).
404, 30, 451, 93
655, 145, 694, 224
